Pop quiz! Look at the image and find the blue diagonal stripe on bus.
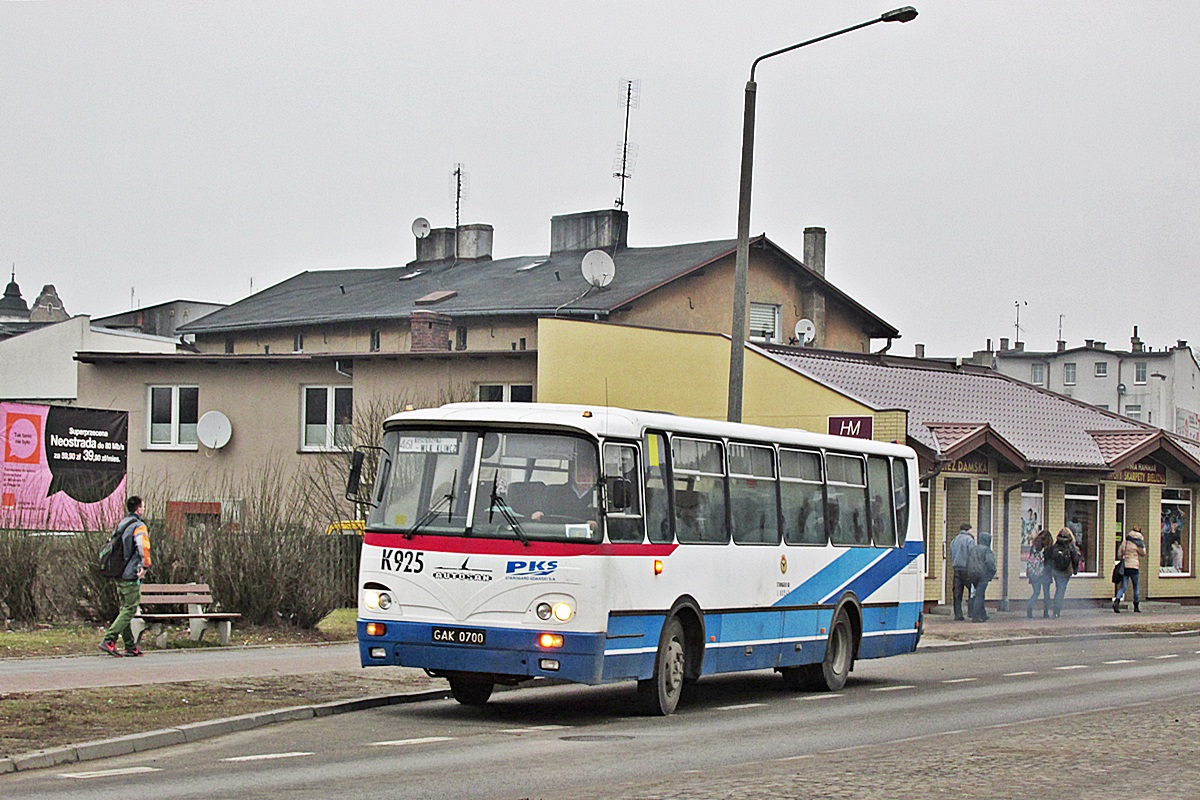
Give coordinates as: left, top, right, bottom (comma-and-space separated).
774, 540, 923, 608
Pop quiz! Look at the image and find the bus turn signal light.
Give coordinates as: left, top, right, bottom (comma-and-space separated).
539, 633, 564, 648
365, 622, 387, 637
654, 559, 664, 575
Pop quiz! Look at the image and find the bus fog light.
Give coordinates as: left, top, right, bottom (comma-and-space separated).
369, 647, 387, 659
552, 602, 574, 622
539, 659, 561, 671
377, 592, 393, 610
536, 602, 553, 620
538, 633, 564, 648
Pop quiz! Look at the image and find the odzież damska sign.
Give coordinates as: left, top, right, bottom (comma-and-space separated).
827, 416, 873, 440
943, 453, 989, 475
1, 402, 128, 530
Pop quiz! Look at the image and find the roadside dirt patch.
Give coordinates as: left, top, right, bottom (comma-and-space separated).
0, 670, 444, 757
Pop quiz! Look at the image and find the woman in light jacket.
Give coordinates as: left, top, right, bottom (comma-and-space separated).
1113, 524, 1148, 613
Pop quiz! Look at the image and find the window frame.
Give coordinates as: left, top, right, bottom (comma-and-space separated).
727, 441, 781, 545
301, 385, 354, 452
825, 452, 870, 547
1030, 363, 1045, 386
1134, 362, 1147, 384
146, 385, 199, 450
1094, 361, 1108, 378
780, 447, 826, 547
477, 384, 534, 403
1064, 362, 1077, 385
670, 436, 729, 545
748, 302, 781, 344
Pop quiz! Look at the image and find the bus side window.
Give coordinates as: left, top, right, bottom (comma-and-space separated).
780, 448, 825, 545
604, 442, 643, 543
672, 437, 728, 544
644, 432, 673, 544
892, 458, 910, 542
827, 454, 869, 546
729, 442, 779, 545
867, 455, 896, 547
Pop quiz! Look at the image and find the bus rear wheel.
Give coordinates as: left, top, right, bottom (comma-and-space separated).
784, 609, 854, 692
448, 675, 494, 707
637, 616, 686, 716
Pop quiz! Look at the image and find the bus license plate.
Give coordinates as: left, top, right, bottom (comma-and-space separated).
432, 626, 486, 646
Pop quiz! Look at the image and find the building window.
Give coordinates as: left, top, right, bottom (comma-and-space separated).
976, 479, 993, 545
293, 332, 304, 353
1019, 481, 1044, 578
1135, 362, 1147, 384
1030, 363, 1045, 386
919, 479, 930, 575
1063, 363, 1077, 385
369, 329, 381, 352
302, 386, 352, 450
455, 327, 468, 351
1064, 483, 1098, 574
748, 302, 780, 343
148, 386, 199, 448
477, 384, 533, 402
1094, 361, 1107, 378
1124, 404, 1142, 421
1161, 489, 1191, 576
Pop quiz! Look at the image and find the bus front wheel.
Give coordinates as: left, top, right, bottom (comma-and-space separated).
784, 609, 854, 692
637, 616, 686, 716
448, 675, 494, 707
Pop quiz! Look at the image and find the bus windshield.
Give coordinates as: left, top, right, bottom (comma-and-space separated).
368, 428, 602, 543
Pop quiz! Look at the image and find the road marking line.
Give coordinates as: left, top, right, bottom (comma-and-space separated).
942, 677, 977, 684
718, 703, 766, 711
1003, 671, 1036, 677
370, 736, 456, 747
59, 767, 161, 779
1104, 659, 1136, 665
1153, 654, 1180, 660
1053, 665, 1087, 671
500, 725, 570, 734
801, 694, 843, 701
222, 752, 314, 762
871, 685, 915, 692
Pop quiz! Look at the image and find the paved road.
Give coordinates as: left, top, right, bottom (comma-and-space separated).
4, 634, 1198, 799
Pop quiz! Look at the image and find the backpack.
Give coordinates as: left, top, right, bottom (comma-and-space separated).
1048, 541, 1072, 573
1026, 548, 1045, 582
99, 518, 134, 579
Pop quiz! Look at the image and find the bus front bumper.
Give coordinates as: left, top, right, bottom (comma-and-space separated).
358, 619, 607, 685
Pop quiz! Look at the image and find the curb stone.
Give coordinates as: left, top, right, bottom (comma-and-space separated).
919, 628, 1200, 651
2, 688, 450, 774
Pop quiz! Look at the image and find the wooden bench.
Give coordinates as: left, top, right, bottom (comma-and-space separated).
129, 583, 241, 648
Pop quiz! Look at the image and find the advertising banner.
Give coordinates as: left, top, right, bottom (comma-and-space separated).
1, 402, 128, 530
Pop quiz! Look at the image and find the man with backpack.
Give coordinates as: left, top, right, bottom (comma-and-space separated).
966, 531, 997, 622
99, 495, 152, 657
1046, 527, 1080, 619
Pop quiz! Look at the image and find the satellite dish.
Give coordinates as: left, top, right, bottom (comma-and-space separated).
196, 410, 233, 449
580, 250, 616, 288
411, 217, 431, 239
795, 318, 816, 345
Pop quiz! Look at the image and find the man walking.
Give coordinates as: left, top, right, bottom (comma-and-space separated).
950, 523, 975, 621
967, 532, 997, 622
99, 495, 152, 657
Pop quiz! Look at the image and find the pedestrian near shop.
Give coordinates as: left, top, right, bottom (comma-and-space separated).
1046, 527, 1080, 619
966, 531, 997, 622
1113, 524, 1148, 613
950, 523, 976, 621
99, 495, 152, 657
1026, 527, 1054, 618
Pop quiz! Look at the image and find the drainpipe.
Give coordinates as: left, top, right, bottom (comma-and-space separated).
1001, 479, 1040, 612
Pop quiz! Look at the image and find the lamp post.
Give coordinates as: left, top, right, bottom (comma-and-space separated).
726, 6, 918, 423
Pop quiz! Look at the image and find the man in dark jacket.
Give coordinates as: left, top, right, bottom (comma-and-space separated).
99, 496, 152, 657
949, 523, 976, 621
966, 531, 997, 622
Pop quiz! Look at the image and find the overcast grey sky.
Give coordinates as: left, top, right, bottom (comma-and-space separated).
3, 1, 1197, 357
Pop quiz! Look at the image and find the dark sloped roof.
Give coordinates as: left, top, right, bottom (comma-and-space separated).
180, 236, 899, 338
763, 346, 1159, 470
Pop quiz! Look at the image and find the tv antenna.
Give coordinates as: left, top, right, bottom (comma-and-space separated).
449, 163, 469, 260
613, 78, 640, 211
1058, 313, 1064, 343
1014, 300, 1027, 344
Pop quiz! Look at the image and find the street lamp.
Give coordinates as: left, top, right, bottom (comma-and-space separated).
726, 6, 918, 423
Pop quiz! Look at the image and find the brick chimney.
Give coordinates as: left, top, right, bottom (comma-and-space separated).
1131, 325, 1144, 353
550, 210, 627, 253
409, 310, 452, 352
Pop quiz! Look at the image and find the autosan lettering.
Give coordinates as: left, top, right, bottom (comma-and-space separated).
505, 559, 559, 579
432, 558, 494, 582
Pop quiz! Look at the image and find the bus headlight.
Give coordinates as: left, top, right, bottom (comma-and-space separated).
552, 602, 574, 622
536, 602, 553, 620
364, 589, 393, 611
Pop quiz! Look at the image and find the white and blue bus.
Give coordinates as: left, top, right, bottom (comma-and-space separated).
350, 403, 924, 715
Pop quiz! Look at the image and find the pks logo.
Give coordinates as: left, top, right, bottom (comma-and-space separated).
505, 559, 558, 579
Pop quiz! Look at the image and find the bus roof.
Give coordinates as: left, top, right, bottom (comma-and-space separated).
382, 402, 915, 459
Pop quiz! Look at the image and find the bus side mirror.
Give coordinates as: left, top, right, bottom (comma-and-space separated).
606, 477, 632, 511
346, 450, 365, 499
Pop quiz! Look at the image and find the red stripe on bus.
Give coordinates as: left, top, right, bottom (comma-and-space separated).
363, 531, 677, 558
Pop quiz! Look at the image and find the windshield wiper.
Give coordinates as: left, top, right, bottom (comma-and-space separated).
488, 471, 529, 546
405, 470, 457, 539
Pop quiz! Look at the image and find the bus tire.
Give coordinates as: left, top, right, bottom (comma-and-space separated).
785, 609, 854, 692
448, 675, 494, 707
637, 616, 687, 716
